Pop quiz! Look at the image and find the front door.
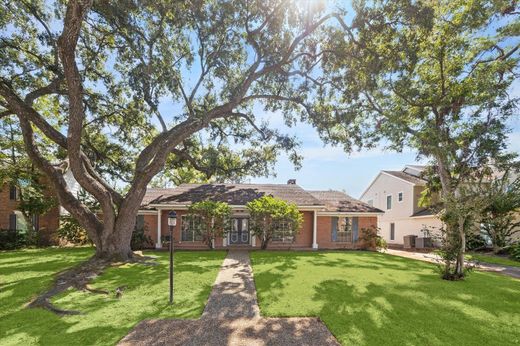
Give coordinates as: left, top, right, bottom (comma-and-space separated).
229, 218, 250, 245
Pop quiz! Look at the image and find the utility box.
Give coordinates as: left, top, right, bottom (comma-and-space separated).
403, 235, 417, 249
416, 237, 433, 249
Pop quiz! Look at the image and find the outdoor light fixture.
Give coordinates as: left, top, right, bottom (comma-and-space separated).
167, 211, 177, 305
168, 211, 177, 227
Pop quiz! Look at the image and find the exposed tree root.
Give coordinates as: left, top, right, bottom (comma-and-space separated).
27, 252, 158, 316
85, 284, 110, 295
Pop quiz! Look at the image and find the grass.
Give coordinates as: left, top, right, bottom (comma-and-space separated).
465, 252, 520, 268
250, 251, 520, 346
0, 247, 226, 346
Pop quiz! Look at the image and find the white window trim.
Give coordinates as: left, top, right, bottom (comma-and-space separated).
181, 215, 203, 242
386, 194, 392, 210
397, 191, 404, 203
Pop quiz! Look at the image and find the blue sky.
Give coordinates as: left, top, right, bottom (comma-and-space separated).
246, 81, 520, 199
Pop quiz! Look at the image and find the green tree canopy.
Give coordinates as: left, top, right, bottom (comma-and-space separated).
246, 195, 303, 249
0, 0, 337, 259
187, 200, 232, 249
323, 0, 519, 279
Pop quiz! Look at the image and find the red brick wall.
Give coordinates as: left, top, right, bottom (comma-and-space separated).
265, 210, 313, 249
143, 210, 220, 249
0, 183, 60, 245
317, 216, 378, 249
0, 185, 19, 229
143, 210, 378, 250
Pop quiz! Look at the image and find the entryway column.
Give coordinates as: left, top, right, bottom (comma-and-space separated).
312, 210, 318, 249
156, 209, 162, 249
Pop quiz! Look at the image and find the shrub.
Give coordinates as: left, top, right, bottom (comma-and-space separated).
510, 243, 520, 262
131, 226, 153, 250
57, 216, 91, 245
359, 226, 387, 251
0, 229, 27, 250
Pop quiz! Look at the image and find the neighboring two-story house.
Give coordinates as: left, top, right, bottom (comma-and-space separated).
360, 165, 442, 246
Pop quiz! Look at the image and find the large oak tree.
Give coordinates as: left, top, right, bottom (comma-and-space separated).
0, 0, 338, 260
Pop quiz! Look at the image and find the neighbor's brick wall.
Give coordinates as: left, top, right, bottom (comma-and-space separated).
317, 216, 378, 249
0, 184, 18, 229
0, 183, 61, 245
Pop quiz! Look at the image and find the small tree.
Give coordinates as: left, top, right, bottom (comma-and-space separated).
188, 201, 231, 249
480, 171, 520, 253
246, 196, 303, 249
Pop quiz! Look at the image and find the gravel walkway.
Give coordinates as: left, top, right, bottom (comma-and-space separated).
119, 251, 339, 346
385, 249, 520, 279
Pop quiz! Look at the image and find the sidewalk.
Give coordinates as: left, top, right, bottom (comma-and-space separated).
119, 251, 339, 346
385, 248, 520, 279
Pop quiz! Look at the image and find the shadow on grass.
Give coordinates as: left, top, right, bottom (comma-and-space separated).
251, 250, 520, 346
0, 249, 226, 346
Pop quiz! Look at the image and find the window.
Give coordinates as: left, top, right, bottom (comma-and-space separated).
8, 211, 28, 231
398, 192, 403, 202
367, 200, 373, 207
386, 195, 392, 210
336, 217, 353, 242
272, 219, 294, 242
9, 185, 17, 200
390, 223, 395, 241
332, 217, 359, 242
181, 215, 203, 241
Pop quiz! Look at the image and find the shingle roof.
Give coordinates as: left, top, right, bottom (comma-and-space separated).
142, 183, 324, 207
308, 190, 383, 213
411, 208, 437, 217
382, 171, 426, 185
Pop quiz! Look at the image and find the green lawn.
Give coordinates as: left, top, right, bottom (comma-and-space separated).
251, 251, 520, 346
466, 252, 520, 268
0, 247, 225, 346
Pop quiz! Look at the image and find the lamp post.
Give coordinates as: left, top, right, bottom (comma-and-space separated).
167, 211, 177, 305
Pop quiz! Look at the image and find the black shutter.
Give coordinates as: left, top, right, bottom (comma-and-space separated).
9, 185, 17, 200
9, 213, 17, 230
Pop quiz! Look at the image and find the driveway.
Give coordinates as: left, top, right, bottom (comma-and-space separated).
385, 248, 520, 279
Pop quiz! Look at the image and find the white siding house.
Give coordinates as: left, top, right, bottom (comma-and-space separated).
360, 165, 443, 245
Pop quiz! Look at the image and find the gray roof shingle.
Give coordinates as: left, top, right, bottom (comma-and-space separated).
143, 183, 324, 207
382, 171, 427, 185
308, 190, 383, 213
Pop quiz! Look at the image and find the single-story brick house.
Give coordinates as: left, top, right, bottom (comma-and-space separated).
138, 181, 383, 250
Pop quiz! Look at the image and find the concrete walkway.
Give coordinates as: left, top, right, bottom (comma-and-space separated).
385, 249, 520, 279
119, 251, 339, 346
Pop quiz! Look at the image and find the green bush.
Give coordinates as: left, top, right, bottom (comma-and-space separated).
509, 243, 520, 262
359, 226, 387, 251
57, 216, 91, 245
0, 229, 27, 250
131, 226, 153, 250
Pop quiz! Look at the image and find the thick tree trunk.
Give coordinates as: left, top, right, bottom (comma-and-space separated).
84, 203, 138, 261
